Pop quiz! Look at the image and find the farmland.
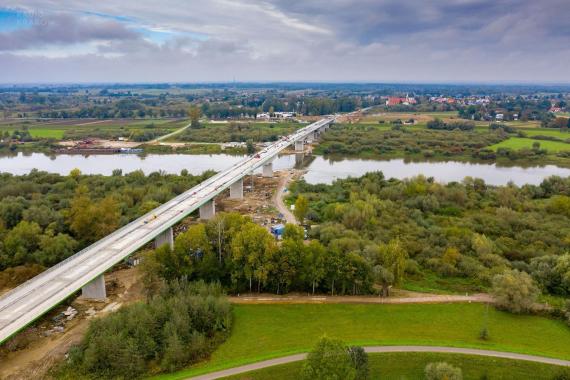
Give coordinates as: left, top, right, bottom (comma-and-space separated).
0, 118, 189, 141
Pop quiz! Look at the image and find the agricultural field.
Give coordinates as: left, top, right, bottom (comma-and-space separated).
489, 137, 570, 152
0, 118, 188, 141
158, 303, 570, 379
223, 352, 568, 380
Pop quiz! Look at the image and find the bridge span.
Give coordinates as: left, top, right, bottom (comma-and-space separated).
0, 116, 335, 344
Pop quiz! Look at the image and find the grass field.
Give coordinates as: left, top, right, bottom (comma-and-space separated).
156, 303, 570, 379
0, 118, 188, 140
27, 128, 65, 139
223, 352, 569, 380
522, 128, 570, 140
489, 137, 570, 152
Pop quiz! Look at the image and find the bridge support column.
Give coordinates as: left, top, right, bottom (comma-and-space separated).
262, 162, 273, 178
230, 178, 244, 199
199, 200, 215, 220
81, 274, 106, 301
154, 227, 174, 249
295, 140, 304, 152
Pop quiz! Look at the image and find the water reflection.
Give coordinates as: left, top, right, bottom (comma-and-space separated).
1, 152, 569, 186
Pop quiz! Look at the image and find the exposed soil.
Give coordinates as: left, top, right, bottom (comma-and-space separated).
0, 265, 145, 380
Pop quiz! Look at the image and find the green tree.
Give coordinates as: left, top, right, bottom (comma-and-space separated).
4, 221, 42, 266
492, 269, 540, 313
348, 345, 369, 380
425, 362, 463, 380
35, 232, 77, 266
302, 240, 326, 294
231, 222, 276, 292
294, 195, 309, 224
301, 336, 356, 380
379, 238, 408, 287
189, 106, 202, 129
373, 265, 394, 297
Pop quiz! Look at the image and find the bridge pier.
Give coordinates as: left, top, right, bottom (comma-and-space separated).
229, 178, 244, 199
81, 274, 106, 301
262, 162, 273, 178
294, 140, 304, 152
154, 227, 174, 249
199, 200, 215, 220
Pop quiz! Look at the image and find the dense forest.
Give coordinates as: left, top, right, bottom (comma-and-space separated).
58, 281, 231, 379
0, 170, 213, 289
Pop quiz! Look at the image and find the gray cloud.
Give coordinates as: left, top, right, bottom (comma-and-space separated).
0, 0, 569, 83
0, 13, 138, 51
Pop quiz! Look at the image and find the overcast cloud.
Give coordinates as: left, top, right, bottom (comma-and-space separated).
0, 0, 568, 83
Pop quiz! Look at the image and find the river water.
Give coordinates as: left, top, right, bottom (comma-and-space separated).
1, 152, 569, 186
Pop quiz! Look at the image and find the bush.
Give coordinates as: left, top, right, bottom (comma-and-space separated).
425, 362, 463, 380
491, 269, 540, 314
301, 337, 368, 380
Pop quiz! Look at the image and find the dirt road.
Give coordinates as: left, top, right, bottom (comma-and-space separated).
229, 291, 492, 305
189, 346, 570, 379
272, 170, 297, 224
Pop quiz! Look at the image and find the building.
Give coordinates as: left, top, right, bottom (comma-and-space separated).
386, 95, 417, 106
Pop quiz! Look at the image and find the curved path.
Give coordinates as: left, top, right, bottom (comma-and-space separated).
188, 346, 570, 380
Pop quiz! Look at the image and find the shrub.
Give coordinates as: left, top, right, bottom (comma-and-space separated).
425, 362, 463, 380
491, 269, 540, 314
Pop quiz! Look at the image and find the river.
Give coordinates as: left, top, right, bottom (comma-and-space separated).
1, 152, 569, 186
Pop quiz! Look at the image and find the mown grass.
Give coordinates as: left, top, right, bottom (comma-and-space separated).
154, 303, 570, 379
223, 352, 569, 380
28, 128, 65, 139
489, 137, 570, 152
522, 128, 570, 140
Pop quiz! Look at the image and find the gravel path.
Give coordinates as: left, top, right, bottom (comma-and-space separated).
189, 346, 570, 379
273, 171, 297, 224
229, 292, 493, 304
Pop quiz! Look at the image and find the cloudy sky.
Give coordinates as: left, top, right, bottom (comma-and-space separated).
0, 0, 569, 84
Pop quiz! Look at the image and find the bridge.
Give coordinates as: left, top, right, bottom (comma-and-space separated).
0, 116, 335, 344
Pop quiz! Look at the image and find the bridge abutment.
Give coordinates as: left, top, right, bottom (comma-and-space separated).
229, 178, 244, 199
81, 274, 106, 301
154, 227, 174, 249
199, 200, 216, 220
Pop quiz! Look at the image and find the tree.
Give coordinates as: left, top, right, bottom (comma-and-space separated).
35, 232, 77, 266
372, 265, 394, 297
301, 336, 356, 380
491, 269, 540, 313
425, 362, 463, 380
302, 240, 326, 294
294, 195, 309, 224
189, 106, 202, 129
379, 238, 408, 287
348, 345, 369, 380
4, 221, 42, 266
230, 222, 277, 292
68, 186, 120, 242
